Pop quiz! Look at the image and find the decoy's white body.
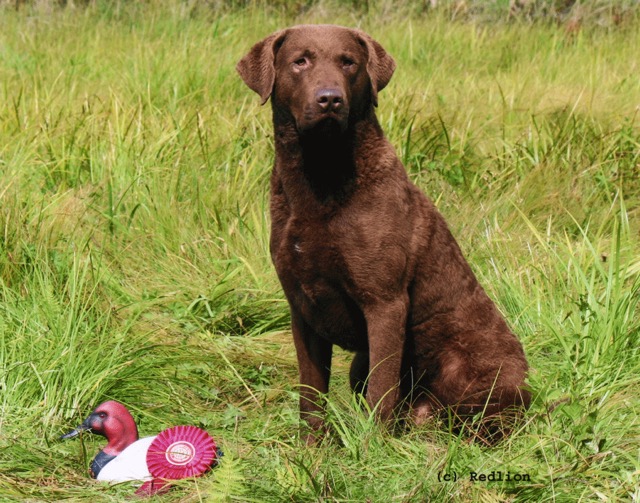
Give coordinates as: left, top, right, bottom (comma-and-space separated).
95, 435, 156, 482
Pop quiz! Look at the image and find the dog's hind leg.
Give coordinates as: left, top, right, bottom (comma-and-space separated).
349, 351, 369, 397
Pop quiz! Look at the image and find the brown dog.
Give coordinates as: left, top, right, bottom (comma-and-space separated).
237, 24, 530, 442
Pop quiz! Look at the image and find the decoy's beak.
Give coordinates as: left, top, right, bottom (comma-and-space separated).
60, 419, 91, 440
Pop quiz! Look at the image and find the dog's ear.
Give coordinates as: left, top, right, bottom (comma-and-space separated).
236, 30, 287, 105
356, 31, 396, 107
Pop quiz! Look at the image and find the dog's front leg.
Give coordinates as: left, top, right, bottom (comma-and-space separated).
363, 299, 407, 422
291, 310, 333, 444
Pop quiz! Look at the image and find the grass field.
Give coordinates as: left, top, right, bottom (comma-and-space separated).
1, 1, 639, 501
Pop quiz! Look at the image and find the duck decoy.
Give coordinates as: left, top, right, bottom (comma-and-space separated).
61, 400, 219, 495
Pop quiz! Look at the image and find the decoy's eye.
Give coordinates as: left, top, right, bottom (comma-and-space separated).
98, 412, 107, 419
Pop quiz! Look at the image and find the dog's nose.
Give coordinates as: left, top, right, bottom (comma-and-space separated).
315, 88, 344, 113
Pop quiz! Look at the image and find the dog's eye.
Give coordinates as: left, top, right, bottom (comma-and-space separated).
342, 58, 356, 69
293, 57, 308, 68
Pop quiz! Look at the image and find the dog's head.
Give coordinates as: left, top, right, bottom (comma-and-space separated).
237, 24, 395, 136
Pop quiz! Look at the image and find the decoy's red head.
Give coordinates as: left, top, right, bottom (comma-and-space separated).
61, 401, 139, 455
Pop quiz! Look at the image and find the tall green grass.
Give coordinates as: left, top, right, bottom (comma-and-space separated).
0, 2, 639, 501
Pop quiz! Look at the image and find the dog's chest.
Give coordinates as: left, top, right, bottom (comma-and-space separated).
275, 215, 349, 282
272, 218, 368, 349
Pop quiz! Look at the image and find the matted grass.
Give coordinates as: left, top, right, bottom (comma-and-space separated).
1, 1, 639, 501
